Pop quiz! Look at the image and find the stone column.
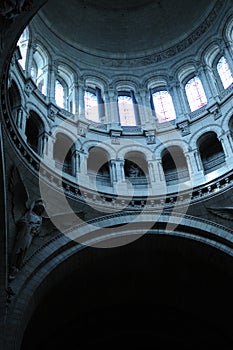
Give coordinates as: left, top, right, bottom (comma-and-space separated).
20, 111, 29, 141
42, 133, 55, 167
168, 81, 185, 121
25, 42, 36, 78
77, 150, 91, 189
112, 158, 129, 195
16, 107, 27, 134
73, 150, 80, 178
184, 152, 193, 176
226, 131, 233, 153
197, 65, 214, 103
188, 149, 205, 185
110, 158, 125, 182
222, 44, 233, 70
193, 149, 203, 172
148, 158, 167, 195
110, 159, 117, 183
178, 82, 190, 115
79, 151, 88, 175
96, 87, 105, 122
47, 62, 56, 102
148, 160, 156, 183
78, 82, 85, 118
138, 88, 148, 124
40, 131, 50, 157
218, 134, 229, 158
106, 89, 119, 124
73, 82, 79, 114
204, 66, 220, 99
68, 82, 78, 115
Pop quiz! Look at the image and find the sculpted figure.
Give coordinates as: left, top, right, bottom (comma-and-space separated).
8, 165, 85, 280
9, 198, 45, 280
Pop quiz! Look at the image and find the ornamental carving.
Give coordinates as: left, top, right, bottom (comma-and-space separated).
0, 0, 32, 20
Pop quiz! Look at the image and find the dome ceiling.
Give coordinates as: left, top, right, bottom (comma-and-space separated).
38, 0, 217, 58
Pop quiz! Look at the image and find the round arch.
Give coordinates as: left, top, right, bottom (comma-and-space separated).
6, 212, 233, 350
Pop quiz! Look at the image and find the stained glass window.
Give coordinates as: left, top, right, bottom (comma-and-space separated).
17, 27, 29, 70
217, 56, 233, 89
185, 76, 207, 112
118, 95, 136, 126
84, 90, 99, 122
152, 90, 176, 123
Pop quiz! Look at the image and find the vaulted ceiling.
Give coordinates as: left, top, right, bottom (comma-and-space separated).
38, 0, 217, 58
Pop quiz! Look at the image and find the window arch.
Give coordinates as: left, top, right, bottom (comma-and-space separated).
185, 76, 207, 112
17, 27, 29, 70
151, 90, 176, 123
55, 80, 65, 108
55, 65, 76, 112
216, 56, 233, 89
84, 89, 99, 122
31, 44, 49, 95
117, 91, 139, 126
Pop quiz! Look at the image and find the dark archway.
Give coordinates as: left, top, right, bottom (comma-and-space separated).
162, 146, 189, 185
21, 234, 233, 350
197, 132, 225, 174
25, 111, 44, 154
53, 133, 74, 176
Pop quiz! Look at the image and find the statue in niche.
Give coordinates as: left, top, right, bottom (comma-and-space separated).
8, 165, 85, 281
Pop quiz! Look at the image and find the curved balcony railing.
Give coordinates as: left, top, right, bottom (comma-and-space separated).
125, 176, 148, 186
203, 154, 225, 173
88, 173, 112, 187
164, 169, 190, 184
55, 160, 73, 176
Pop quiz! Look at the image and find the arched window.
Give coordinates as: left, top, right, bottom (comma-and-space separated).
55, 80, 65, 108
151, 90, 176, 123
84, 90, 99, 122
217, 56, 233, 89
38, 79, 45, 95
31, 44, 49, 96
118, 93, 137, 126
185, 76, 207, 112
17, 27, 29, 70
